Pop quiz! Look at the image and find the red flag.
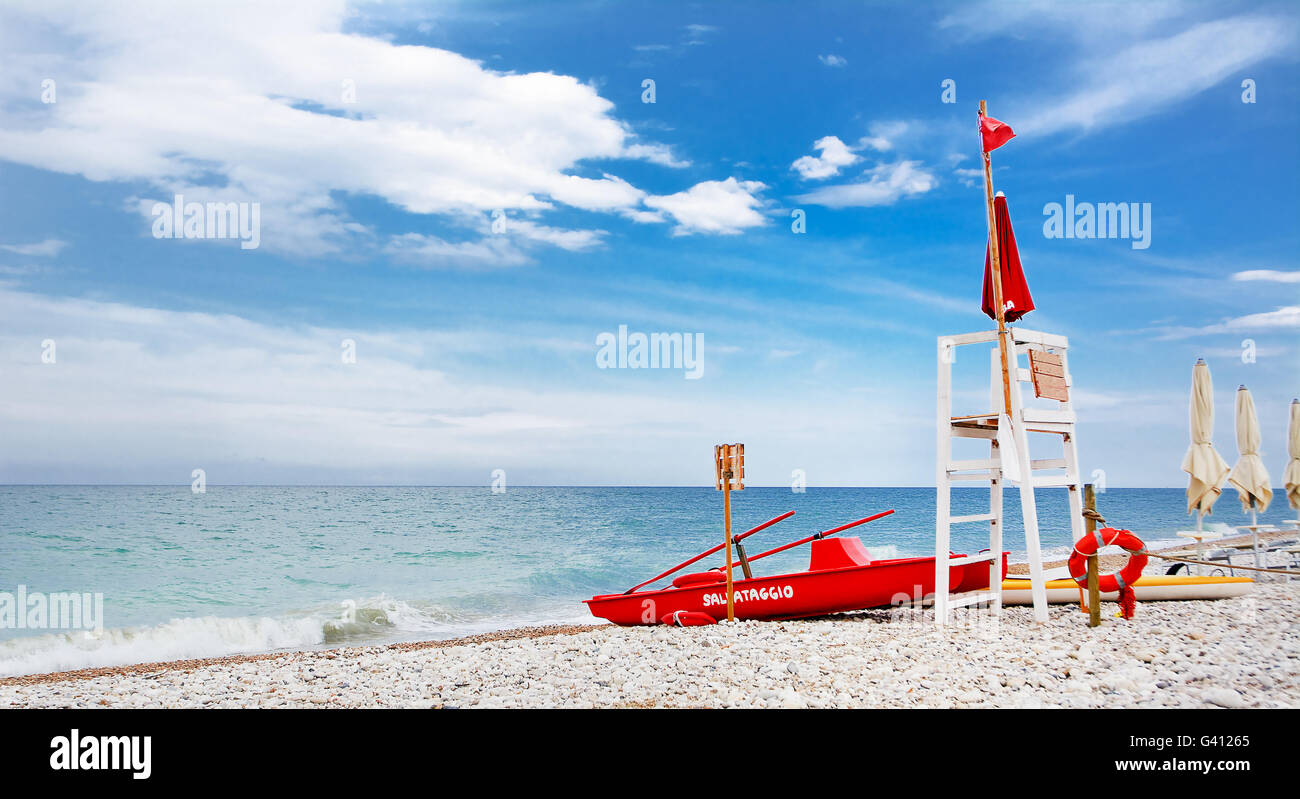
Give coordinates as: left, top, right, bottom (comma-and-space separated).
980, 114, 1015, 153
982, 193, 1034, 323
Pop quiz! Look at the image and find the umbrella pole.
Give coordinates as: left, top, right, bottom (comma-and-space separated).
1251, 499, 1262, 570
1194, 507, 1204, 576
979, 100, 1013, 417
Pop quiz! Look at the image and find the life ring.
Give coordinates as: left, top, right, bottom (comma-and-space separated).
661, 610, 716, 626
1068, 527, 1147, 618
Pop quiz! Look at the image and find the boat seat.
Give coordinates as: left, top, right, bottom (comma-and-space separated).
809, 536, 873, 571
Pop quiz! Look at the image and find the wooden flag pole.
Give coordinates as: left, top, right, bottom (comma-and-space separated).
714, 444, 744, 622
723, 462, 735, 622
980, 100, 1014, 417
1084, 484, 1101, 628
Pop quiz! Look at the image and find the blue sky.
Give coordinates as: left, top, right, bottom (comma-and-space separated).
0, 0, 1297, 487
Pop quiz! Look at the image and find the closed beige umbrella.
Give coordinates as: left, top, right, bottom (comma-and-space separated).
1285, 398, 1300, 511
1228, 385, 1272, 514
1228, 385, 1272, 567
1181, 359, 1230, 524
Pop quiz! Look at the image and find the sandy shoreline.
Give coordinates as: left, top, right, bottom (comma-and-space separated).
0, 624, 602, 688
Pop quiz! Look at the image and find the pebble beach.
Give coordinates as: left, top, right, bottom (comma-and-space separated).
3, 580, 1295, 709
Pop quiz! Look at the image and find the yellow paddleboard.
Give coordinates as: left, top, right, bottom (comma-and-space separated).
1000, 574, 1252, 605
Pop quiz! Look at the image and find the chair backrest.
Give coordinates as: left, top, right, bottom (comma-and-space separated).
1028, 350, 1068, 402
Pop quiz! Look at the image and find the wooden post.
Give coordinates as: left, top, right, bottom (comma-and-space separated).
979, 100, 1013, 418
723, 467, 734, 622
1084, 483, 1101, 628
715, 444, 745, 622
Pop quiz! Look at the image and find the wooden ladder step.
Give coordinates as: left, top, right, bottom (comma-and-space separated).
949, 513, 997, 525
1021, 409, 1076, 424
950, 425, 998, 440
1032, 475, 1079, 488
947, 458, 999, 471
1030, 458, 1067, 470
950, 412, 999, 422
946, 551, 1000, 567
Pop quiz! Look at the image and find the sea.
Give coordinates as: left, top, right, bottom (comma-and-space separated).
1, 486, 1293, 677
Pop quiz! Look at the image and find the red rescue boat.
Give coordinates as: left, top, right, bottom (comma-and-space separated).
585, 510, 1008, 625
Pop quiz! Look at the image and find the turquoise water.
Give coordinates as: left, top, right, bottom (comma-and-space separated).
1, 486, 1293, 675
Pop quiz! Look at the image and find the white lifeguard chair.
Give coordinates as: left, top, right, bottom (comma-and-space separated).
933, 327, 1085, 623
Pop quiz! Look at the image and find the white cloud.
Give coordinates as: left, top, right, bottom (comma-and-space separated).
818, 54, 847, 67
506, 220, 606, 251
1155, 306, 1300, 339
940, 0, 1186, 43
790, 123, 914, 184
683, 23, 720, 46
791, 136, 861, 180
544, 173, 647, 212
383, 233, 532, 268
0, 1, 715, 261
1232, 270, 1300, 284
0, 239, 68, 257
794, 161, 936, 208
1222, 306, 1300, 329
0, 286, 611, 481
380, 209, 605, 267
945, 8, 1299, 138
621, 143, 691, 169
644, 178, 768, 236
859, 121, 908, 152
0, 286, 932, 485
619, 208, 667, 224
1024, 16, 1296, 136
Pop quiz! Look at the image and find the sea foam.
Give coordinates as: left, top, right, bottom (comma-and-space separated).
0, 596, 510, 677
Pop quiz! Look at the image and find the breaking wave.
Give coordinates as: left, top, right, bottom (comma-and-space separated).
0, 595, 579, 678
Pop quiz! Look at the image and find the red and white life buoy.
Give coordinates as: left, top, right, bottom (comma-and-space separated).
661, 610, 716, 627
1067, 527, 1147, 618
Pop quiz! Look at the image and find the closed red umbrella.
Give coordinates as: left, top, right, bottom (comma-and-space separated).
981, 192, 1034, 323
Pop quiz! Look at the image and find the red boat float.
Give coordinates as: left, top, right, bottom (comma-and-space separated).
585, 510, 1008, 626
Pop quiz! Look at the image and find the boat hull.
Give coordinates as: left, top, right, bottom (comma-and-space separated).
586, 554, 1002, 625
1000, 574, 1252, 604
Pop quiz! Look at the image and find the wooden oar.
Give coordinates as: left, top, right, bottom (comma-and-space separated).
622, 510, 795, 594
740, 509, 895, 565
